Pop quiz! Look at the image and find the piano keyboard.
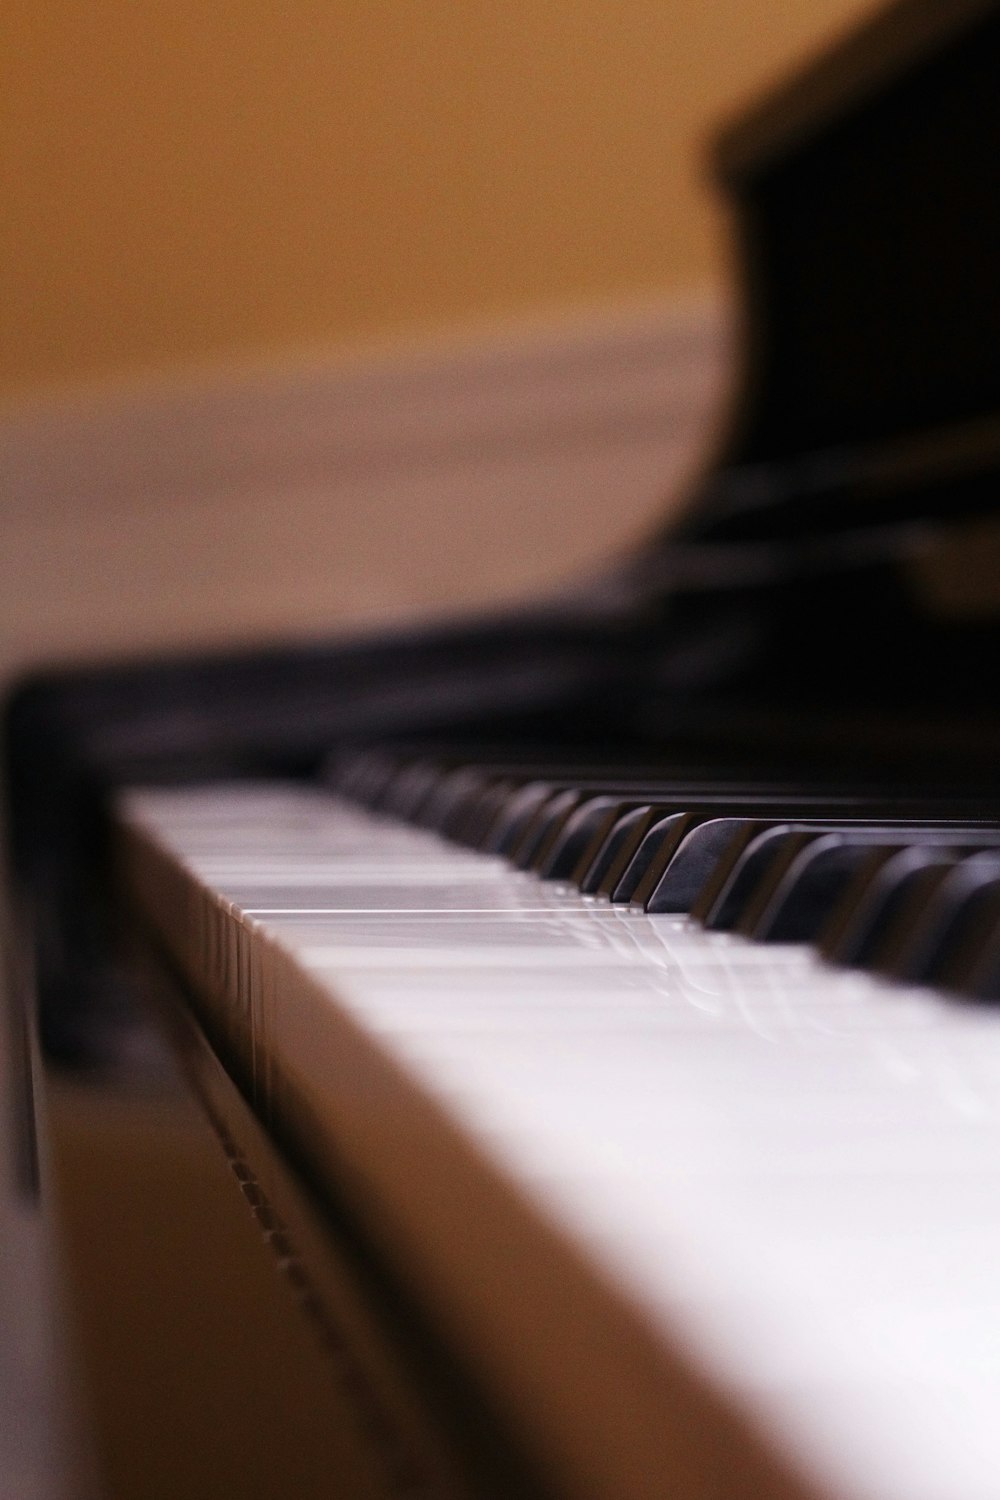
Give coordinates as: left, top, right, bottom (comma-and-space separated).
116, 773, 1000, 1500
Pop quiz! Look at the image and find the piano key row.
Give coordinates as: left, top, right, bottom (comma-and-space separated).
327, 747, 1000, 1005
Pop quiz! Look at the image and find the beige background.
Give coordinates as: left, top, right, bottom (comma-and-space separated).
3, 0, 875, 403
2, 0, 881, 684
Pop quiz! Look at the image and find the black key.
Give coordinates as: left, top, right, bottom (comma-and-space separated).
867, 862, 968, 980
879, 853, 1000, 985
381, 759, 447, 819
612, 812, 708, 905
448, 776, 520, 845
513, 788, 587, 870
961, 899, 1000, 1000
689, 822, 773, 924
926, 874, 1000, 991
581, 805, 663, 896
327, 749, 369, 799
485, 782, 558, 856
341, 748, 402, 808
536, 796, 641, 882
690, 821, 785, 928
730, 830, 820, 937
646, 817, 764, 913
818, 846, 950, 967
411, 765, 486, 830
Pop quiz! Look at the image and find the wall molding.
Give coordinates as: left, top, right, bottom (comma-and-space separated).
3, 297, 728, 515
0, 297, 728, 680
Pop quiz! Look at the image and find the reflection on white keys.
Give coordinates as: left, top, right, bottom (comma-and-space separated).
119, 783, 1000, 1500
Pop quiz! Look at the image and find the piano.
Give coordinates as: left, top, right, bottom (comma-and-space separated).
9, 1, 1000, 1495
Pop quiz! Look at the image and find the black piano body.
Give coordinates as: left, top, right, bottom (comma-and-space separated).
9, 2, 1000, 1496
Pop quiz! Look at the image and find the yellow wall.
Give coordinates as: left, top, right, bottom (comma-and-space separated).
3, 0, 875, 401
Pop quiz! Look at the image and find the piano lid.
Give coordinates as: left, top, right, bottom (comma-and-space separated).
669, 0, 1000, 546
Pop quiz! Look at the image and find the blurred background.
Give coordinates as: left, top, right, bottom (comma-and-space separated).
5, 0, 873, 402
1, 2, 877, 696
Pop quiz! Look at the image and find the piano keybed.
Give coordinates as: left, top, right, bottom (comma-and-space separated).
114, 757, 1000, 1500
